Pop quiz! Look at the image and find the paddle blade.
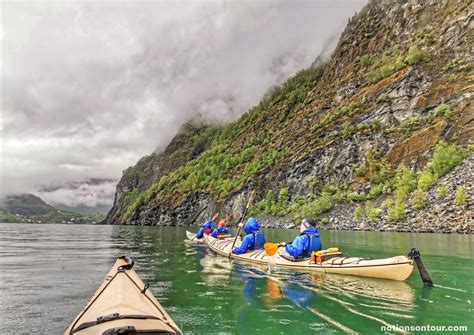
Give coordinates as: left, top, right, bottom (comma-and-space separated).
264, 243, 279, 257
212, 213, 220, 221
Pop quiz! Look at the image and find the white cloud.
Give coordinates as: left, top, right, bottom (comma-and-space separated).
37, 179, 117, 208
1, 0, 366, 201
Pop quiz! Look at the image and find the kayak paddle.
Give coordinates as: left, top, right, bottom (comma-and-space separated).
212, 212, 220, 222
225, 211, 234, 223
228, 189, 256, 258
264, 243, 280, 257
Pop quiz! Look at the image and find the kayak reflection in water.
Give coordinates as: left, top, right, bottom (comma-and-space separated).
210, 220, 230, 238
278, 219, 322, 260
195, 219, 213, 239
232, 217, 266, 254
240, 272, 316, 312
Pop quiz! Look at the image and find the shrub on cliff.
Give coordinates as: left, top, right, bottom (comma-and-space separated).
433, 103, 452, 118
354, 207, 363, 221
393, 164, 417, 201
296, 192, 333, 220
384, 198, 407, 221
411, 189, 427, 210
365, 201, 380, 221
404, 46, 423, 65
417, 169, 436, 191
454, 186, 467, 206
431, 141, 467, 177
436, 185, 448, 198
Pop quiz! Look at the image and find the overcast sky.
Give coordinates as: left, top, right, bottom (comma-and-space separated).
1, 0, 366, 207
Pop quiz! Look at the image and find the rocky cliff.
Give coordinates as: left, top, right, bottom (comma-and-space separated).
106, 0, 473, 233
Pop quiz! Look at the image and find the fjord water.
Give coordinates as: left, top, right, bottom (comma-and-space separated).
0, 223, 472, 334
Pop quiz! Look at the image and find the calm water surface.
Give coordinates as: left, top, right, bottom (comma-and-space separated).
0, 223, 472, 334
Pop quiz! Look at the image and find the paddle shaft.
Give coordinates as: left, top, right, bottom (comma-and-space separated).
229, 190, 255, 258
189, 206, 208, 241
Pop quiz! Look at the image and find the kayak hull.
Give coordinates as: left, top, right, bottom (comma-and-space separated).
204, 234, 414, 281
186, 230, 238, 244
65, 257, 182, 335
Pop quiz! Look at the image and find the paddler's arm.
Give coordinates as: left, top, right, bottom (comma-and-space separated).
210, 228, 219, 238
284, 236, 307, 258
196, 227, 205, 238
232, 234, 252, 254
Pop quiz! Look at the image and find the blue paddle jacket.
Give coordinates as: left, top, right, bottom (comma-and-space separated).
211, 226, 230, 237
285, 227, 322, 258
196, 219, 213, 238
232, 217, 265, 254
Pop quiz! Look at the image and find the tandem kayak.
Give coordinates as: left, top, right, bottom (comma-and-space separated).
204, 234, 414, 281
186, 230, 238, 244
65, 256, 182, 335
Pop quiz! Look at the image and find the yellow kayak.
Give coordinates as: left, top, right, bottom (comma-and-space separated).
204, 234, 414, 281
65, 256, 182, 335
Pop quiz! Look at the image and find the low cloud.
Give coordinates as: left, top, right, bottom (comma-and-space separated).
2, 0, 367, 201
37, 179, 116, 209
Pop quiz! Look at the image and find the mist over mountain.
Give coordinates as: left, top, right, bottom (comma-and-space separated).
35, 178, 116, 214
3, 0, 365, 198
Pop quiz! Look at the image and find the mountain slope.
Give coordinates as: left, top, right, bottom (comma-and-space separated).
106, 0, 473, 232
1, 194, 55, 215
0, 194, 105, 224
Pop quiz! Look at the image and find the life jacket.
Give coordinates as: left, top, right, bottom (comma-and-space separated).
204, 228, 212, 235
300, 232, 322, 258
217, 227, 229, 235
252, 230, 266, 250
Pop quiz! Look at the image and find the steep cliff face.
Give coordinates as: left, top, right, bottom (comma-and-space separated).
106, 0, 473, 232
105, 122, 210, 224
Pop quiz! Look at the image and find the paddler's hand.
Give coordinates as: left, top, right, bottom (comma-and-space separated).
238, 223, 244, 228
279, 242, 287, 247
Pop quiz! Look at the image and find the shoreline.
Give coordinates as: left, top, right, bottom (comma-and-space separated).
1, 220, 472, 234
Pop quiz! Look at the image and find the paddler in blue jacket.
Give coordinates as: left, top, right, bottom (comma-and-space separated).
195, 219, 213, 239
278, 219, 322, 259
232, 217, 266, 254
211, 220, 230, 238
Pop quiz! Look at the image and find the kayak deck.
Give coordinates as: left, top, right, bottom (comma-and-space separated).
204, 234, 414, 281
65, 256, 182, 335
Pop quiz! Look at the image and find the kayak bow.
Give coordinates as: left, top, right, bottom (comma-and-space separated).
186, 230, 205, 244
65, 256, 182, 335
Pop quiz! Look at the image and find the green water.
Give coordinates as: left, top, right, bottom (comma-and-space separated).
0, 223, 472, 334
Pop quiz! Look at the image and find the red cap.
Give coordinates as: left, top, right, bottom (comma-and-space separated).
219, 220, 226, 227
